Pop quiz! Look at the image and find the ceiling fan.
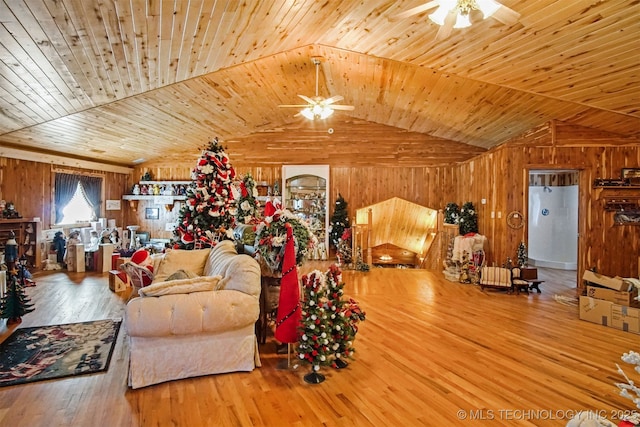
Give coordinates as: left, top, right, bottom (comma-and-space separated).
392, 0, 520, 41
278, 57, 354, 120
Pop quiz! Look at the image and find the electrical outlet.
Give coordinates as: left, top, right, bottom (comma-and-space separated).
491, 211, 495, 218
481, 198, 487, 205
497, 211, 502, 219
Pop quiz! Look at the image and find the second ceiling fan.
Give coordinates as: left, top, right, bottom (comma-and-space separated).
278, 57, 354, 120
392, 0, 520, 40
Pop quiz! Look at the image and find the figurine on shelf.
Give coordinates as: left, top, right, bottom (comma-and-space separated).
153, 184, 161, 195
3, 201, 21, 219
132, 184, 141, 195
110, 229, 122, 250
141, 172, 152, 181
140, 185, 149, 195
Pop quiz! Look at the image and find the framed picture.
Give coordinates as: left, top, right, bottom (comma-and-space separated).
621, 168, 640, 179
145, 207, 160, 220
621, 168, 640, 185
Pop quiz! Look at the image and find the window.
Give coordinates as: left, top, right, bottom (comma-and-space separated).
58, 182, 95, 224
54, 172, 103, 224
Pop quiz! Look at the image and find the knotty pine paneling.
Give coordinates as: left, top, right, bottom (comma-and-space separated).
0, 156, 131, 237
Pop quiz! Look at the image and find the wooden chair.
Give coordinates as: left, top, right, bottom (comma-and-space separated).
120, 261, 155, 299
511, 267, 530, 295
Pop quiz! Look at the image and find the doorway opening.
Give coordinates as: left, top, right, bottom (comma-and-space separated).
528, 170, 579, 289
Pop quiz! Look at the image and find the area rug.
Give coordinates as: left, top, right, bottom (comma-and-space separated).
0, 319, 121, 387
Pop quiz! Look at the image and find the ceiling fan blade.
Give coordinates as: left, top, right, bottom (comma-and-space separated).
390, 1, 439, 21
278, 104, 310, 108
323, 95, 344, 105
330, 105, 355, 111
435, 9, 456, 40
297, 94, 316, 104
491, 4, 520, 25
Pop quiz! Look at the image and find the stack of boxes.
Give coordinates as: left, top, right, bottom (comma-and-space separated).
579, 261, 640, 335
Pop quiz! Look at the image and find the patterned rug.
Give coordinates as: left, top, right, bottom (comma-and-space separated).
0, 319, 121, 387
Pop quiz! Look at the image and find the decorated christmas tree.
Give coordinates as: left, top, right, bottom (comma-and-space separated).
517, 241, 527, 267
444, 202, 460, 224
458, 201, 478, 235
325, 265, 366, 369
0, 270, 35, 324
336, 228, 353, 266
235, 173, 260, 225
297, 270, 331, 383
329, 194, 351, 249
174, 138, 237, 249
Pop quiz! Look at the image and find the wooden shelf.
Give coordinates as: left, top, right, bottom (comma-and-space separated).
122, 195, 187, 201
0, 218, 42, 269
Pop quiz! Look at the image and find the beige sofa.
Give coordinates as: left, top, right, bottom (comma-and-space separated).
125, 240, 261, 389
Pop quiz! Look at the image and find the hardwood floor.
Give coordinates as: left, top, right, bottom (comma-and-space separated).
0, 264, 636, 427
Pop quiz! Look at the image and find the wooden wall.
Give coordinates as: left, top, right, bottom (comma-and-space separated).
0, 157, 130, 233
134, 121, 640, 281
453, 122, 640, 283
1, 121, 638, 282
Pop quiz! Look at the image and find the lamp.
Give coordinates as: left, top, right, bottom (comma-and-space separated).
301, 104, 334, 120
429, 0, 501, 28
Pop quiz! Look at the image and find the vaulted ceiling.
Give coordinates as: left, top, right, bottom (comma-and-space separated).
0, 0, 638, 167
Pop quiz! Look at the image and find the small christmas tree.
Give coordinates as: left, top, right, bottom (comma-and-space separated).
174, 138, 237, 249
0, 270, 35, 324
325, 265, 349, 368
336, 228, 353, 266
444, 202, 460, 224
297, 270, 331, 383
329, 194, 351, 250
517, 241, 527, 267
325, 265, 365, 369
458, 201, 478, 235
235, 173, 260, 225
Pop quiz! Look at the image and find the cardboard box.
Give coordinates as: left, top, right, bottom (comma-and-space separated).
579, 296, 640, 334
586, 285, 639, 308
109, 269, 129, 292
612, 305, 640, 333
582, 270, 631, 291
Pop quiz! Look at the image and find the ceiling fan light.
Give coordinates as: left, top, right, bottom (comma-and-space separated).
320, 107, 334, 119
301, 108, 315, 120
454, 13, 472, 28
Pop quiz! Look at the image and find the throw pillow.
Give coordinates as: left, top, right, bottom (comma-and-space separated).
152, 248, 211, 283
165, 269, 198, 281
203, 240, 237, 277
139, 275, 222, 297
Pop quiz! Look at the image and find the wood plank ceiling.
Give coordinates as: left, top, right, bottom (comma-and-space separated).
0, 0, 638, 167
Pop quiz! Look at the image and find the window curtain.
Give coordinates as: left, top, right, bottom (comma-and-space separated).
79, 175, 103, 220
54, 173, 80, 224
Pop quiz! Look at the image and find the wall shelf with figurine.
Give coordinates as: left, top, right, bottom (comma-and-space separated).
123, 181, 191, 202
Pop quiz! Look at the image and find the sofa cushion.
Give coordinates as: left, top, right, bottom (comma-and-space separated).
203, 240, 261, 298
152, 248, 211, 283
139, 275, 222, 297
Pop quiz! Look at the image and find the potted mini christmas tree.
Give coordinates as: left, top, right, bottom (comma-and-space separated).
297, 270, 331, 383
174, 138, 237, 249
